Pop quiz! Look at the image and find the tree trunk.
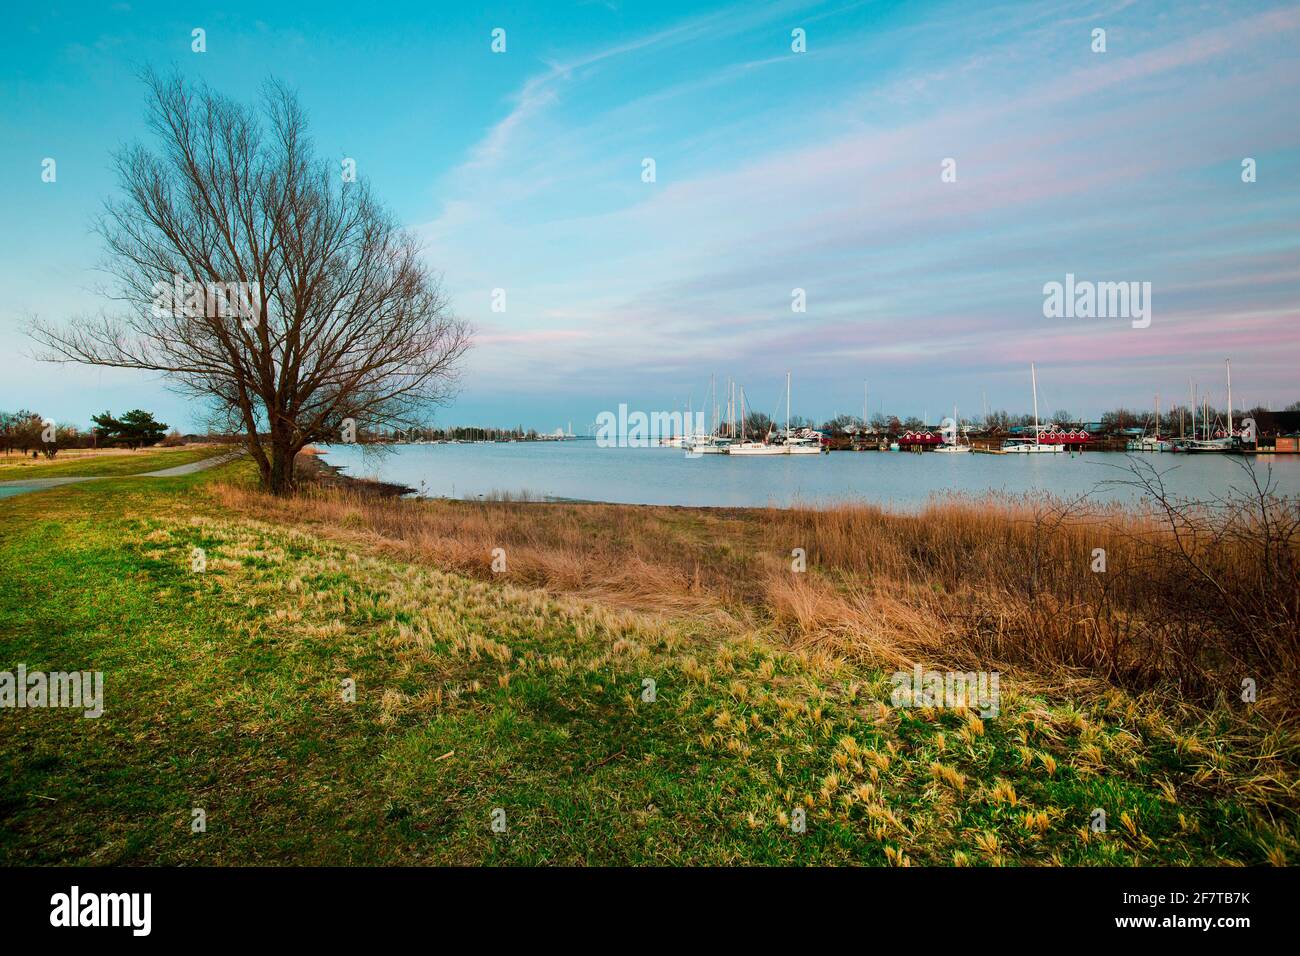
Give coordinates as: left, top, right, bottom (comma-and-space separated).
267, 442, 297, 496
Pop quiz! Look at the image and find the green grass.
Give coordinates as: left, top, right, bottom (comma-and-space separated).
0, 445, 228, 481
0, 465, 1293, 865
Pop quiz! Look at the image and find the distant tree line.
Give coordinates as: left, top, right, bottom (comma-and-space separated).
365, 399, 1300, 443
0, 408, 172, 458
808, 400, 1300, 438
360, 425, 570, 442
0, 410, 79, 458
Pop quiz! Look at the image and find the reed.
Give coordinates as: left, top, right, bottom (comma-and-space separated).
212, 458, 1300, 718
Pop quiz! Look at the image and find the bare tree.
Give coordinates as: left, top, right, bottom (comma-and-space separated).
29, 70, 471, 494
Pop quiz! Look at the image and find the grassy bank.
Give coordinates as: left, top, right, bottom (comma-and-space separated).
219, 461, 1300, 718
0, 444, 229, 481
0, 460, 1295, 864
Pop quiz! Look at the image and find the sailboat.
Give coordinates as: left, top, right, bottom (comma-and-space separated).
1181, 360, 1235, 453
934, 404, 971, 453
725, 384, 776, 455
1127, 395, 1168, 451
685, 375, 732, 454
728, 372, 825, 455
1002, 363, 1065, 453
784, 432, 826, 454
783, 372, 827, 454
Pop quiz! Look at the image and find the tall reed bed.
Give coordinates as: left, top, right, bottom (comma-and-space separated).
213, 458, 1299, 718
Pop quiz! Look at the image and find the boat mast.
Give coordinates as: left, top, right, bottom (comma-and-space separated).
727, 379, 733, 438
711, 374, 717, 438
724, 379, 729, 438
1226, 358, 1233, 436
786, 371, 791, 440
1031, 362, 1040, 446
1155, 393, 1160, 440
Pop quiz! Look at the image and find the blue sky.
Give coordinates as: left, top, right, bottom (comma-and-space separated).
1, 0, 1297, 432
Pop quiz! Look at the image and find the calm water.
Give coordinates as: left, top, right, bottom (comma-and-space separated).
316, 442, 1300, 509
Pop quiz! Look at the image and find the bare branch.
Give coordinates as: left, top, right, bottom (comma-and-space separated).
28, 70, 472, 493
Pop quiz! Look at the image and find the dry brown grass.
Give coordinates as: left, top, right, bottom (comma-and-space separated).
211, 461, 1300, 720
0, 447, 156, 469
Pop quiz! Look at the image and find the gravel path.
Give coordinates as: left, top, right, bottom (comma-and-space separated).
0, 449, 245, 498
137, 449, 246, 477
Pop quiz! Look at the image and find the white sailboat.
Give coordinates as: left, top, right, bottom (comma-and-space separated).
1128, 394, 1168, 451
785, 433, 826, 454
685, 375, 731, 454
784, 372, 827, 454
1181, 360, 1235, 453
728, 372, 825, 455
1002, 363, 1064, 453
687, 435, 730, 453
934, 404, 970, 453
725, 384, 776, 455
728, 381, 788, 454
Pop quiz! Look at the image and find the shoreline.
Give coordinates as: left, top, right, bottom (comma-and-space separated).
299, 447, 1240, 517
297, 447, 417, 498
305, 442, 1300, 514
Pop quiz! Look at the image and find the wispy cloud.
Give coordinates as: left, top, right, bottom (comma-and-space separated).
423, 0, 1299, 417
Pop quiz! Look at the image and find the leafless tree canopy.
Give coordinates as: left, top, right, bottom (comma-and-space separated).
29, 70, 471, 493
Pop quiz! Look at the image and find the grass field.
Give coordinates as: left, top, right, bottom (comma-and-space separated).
0, 460, 1294, 864
0, 445, 229, 481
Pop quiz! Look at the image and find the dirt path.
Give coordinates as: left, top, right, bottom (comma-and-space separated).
0, 449, 245, 498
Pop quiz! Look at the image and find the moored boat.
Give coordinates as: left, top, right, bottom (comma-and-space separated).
935, 404, 971, 453
685, 434, 731, 454
1126, 394, 1170, 451
1172, 360, 1238, 454
1001, 364, 1065, 453
727, 440, 786, 456
727, 373, 826, 456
